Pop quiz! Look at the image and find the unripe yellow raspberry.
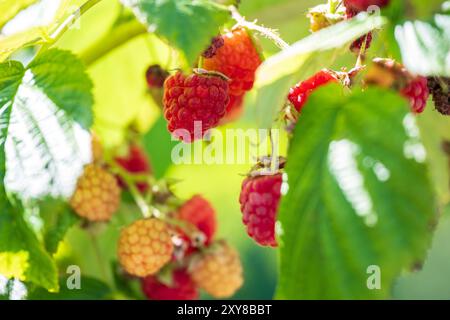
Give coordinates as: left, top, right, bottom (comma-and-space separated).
118, 218, 174, 277
70, 164, 120, 222
191, 243, 243, 298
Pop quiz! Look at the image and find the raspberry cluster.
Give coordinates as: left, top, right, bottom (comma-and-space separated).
115, 190, 242, 300
160, 27, 262, 137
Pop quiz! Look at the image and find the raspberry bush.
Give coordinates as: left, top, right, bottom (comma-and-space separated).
0, 0, 449, 301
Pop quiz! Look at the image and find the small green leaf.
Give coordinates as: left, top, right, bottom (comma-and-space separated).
39, 198, 79, 254
245, 15, 386, 129
0, 198, 58, 292
276, 85, 437, 299
121, 0, 231, 66
395, 14, 450, 77
1, 49, 93, 199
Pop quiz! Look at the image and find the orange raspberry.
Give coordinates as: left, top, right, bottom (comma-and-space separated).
190, 243, 243, 298
202, 28, 262, 97
118, 218, 174, 277
70, 164, 120, 222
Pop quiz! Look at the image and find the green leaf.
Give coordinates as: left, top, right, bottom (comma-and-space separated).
276, 85, 437, 299
0, 198, 58, 292
395, 14, 450, 77
0, 61, 22, 184
0, 49, 91, 292
39, 198, 79, 254
121, 0, 231, 66
27, 276, 112, 300
1, 49, 93, 199
244, 14, 386, 129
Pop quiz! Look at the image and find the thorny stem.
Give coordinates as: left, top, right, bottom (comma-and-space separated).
229, 5, 290, 50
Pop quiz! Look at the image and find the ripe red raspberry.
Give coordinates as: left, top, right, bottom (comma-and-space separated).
190, 243, 243, 298
163, 71, 229, 142
142, 269, 198, 300
177, 195, 217, 246
70, 164, 121, 222
288, 70, 337, 113
239, 174, 283, 247
118, 218, 174, 277
115, 144, 151, 193
428, 77, 450, 115
146, 64, 169, 89
401, 76, 429, 114
344, 0, 390, 12
202, 35, 225, 59
202, 28, 262, 97
365, 58, 429, 113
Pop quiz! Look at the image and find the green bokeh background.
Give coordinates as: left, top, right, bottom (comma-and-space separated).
50, 0, 450, 299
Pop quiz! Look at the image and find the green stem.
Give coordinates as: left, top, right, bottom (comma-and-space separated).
80, 20, 147, 66
109, 162, 153, 218
50, 0, 104, 43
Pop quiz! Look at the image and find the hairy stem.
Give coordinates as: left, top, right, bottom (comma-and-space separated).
229, 5, 289, 50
